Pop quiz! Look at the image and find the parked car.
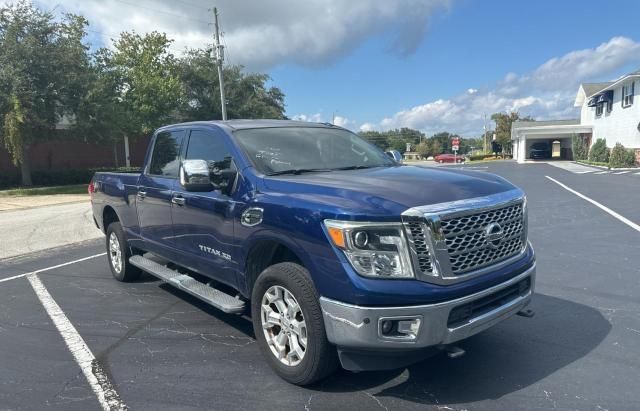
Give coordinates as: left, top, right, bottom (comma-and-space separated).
529, 142, 550, 159
435, 153, 464, 163
385, 149, 403, 163
90, 120, 536, 386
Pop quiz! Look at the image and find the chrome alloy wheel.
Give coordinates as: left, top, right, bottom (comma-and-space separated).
261, 285, 307, 366
108, 232, 123, 273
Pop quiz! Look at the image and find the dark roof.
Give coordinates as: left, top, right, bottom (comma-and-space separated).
159, 119, 338, 132
512, 119, 580, 129
582, 82, 613, 97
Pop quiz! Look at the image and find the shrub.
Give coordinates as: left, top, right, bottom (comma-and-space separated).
589, 138, 609, 163
571, 134, 589, 161
469, 154, 510, 161
609, 143, 637, 168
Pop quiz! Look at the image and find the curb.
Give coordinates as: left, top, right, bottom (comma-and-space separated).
574, 161, 638, 171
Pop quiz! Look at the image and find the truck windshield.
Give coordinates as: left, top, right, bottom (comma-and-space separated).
233, 127, 396, 175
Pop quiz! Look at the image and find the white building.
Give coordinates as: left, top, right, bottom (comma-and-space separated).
512, 69, 640, 164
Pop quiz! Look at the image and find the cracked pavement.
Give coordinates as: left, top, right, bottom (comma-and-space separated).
0, 161, 639, 410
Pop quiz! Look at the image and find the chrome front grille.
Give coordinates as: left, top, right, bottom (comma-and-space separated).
441, 203, 524, 274
402, 191, 527, 283
405, 221, 433, 274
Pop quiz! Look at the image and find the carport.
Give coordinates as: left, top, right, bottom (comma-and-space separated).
511, 119, 593, 163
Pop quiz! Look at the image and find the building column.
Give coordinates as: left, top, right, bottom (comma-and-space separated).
518, 134, 526, 163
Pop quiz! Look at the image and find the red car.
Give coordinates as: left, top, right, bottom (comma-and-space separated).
435, 153, 464, 163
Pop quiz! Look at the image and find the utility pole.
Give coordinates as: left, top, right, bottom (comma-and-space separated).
483, 112, 487, 153
213, 7, 227, 120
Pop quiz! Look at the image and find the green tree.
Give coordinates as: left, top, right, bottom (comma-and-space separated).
0, 1, 91, 185
178, 48, 285, 121
416, 142, 430, 158
491, 111, 533, 154
430, 132, 454, 153
358, 131, 386, 150
93, 31, 184, 146
430, 138, 442, 156
571, 134, 589, 161
358, 128, 424, 153
608, 142, 635, 168
589, 138, 609, 163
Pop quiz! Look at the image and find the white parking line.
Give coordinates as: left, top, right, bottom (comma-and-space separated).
574, 171, 594, 174
27, 273, 126, 410
594, 171, 610, 175
0, 253, 106, 284
546, 176, 640, 233
613, 171, 631, 175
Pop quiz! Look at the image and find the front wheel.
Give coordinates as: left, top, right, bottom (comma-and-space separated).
251, 262, 338, 385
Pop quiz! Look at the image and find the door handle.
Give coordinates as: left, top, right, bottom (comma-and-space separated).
137, 190, 147, 200
171, 195, 186, 206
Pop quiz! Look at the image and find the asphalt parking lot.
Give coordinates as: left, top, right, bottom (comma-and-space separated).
1, 161, 639, 410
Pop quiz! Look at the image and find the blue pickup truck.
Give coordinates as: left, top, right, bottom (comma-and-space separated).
90, 120, 535, 385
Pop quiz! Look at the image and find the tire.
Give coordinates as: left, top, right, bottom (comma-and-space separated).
438, 160, 443, 163
251, 262, 338, 385
106, 222, 142, 282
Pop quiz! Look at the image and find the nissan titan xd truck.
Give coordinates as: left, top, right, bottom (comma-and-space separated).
90, 120, 535, 385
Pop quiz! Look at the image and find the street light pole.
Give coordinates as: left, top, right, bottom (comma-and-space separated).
213, 7, 227, 120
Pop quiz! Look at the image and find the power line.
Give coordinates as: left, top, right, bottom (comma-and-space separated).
108, 0, 211, 26
84, 28, 192, 55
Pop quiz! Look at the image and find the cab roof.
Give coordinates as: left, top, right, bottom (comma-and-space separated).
159, 119, 342, 132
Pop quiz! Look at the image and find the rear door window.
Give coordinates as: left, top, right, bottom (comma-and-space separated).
148, 130, 185, 177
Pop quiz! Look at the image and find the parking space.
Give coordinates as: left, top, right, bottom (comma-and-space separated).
1, 161, 640, 410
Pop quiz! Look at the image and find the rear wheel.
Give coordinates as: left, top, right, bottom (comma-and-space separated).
106, 222, 142, 282
251, 262, 338, 385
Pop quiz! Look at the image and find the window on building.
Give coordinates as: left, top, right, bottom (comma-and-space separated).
595, 102, 604, 116
622, 82, 634, 107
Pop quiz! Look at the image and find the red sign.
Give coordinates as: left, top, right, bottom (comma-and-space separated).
451, 137, 460, 145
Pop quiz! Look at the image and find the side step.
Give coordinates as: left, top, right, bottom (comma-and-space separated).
129, 255, 245, 314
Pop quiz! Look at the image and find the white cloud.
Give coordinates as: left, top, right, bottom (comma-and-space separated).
291, 113, 355, 129
359, 122, 377, 132
369, 37, 640, 136
332, 115, 353, 128
291, 113, 323, 122
26, 0, 452, 69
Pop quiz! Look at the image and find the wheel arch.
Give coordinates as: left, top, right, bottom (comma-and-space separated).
241, 236, 310, 298
102, 205, 120, 232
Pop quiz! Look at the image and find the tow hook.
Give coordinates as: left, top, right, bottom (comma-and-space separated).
438, 345, 466, 359
517, 308, 535, 318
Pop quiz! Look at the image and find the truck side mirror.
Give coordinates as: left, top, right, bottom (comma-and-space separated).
180, 160, 215, 192
213, 168, 238, 196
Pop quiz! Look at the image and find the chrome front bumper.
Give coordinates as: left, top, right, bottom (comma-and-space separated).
320, 263, 535, 350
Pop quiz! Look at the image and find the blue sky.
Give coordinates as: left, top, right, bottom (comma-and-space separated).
20, 0, 640, 135
274, 0, 640, 134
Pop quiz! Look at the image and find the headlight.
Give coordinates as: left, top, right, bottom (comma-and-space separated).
324, 220, 414, 279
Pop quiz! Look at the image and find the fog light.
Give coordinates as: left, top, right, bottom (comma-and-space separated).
379, 317, 422, 340
397, 319, 421, 340
381, 320, 393, 334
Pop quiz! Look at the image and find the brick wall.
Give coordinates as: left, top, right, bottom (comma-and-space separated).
0, 136, 150, 176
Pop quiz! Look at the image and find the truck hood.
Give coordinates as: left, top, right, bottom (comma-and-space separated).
260, 165, 518, 218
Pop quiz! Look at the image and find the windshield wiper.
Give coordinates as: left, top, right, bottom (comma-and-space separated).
332, 165, 381, 171
266, 168, 332, 176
